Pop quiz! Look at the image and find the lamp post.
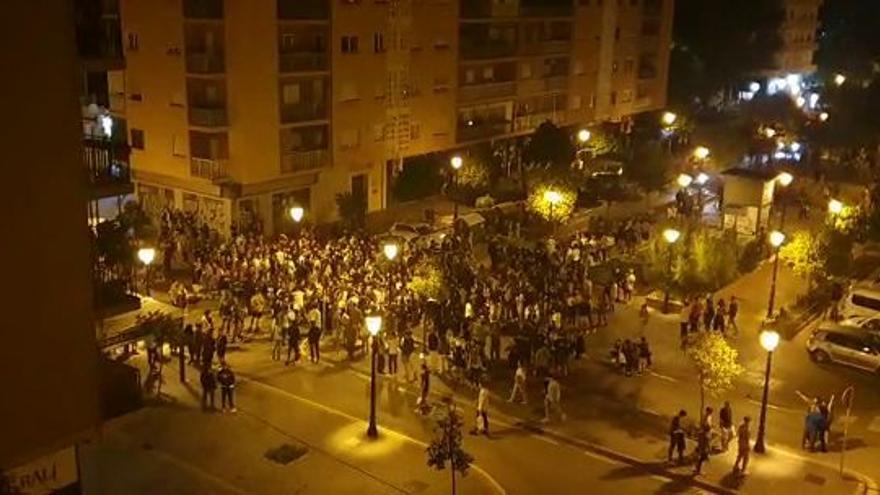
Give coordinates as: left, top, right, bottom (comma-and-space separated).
662, 228, 681, 313
754, 329, 780, 454
828, 198, 844, 216
693, 146, 710, 161
383, 241, 398, 303
577, 129, 591, 145
365, 315, 383, 438
767, 230, 786, 318
289, 205, 304, 236
543, 189, 562, 234
450, 155, 463, 221
833, 74, 846, 87
775, 172, 793, 230
676, 173, 693, 189
137, 247, 156, 295
661, 112, 677, 153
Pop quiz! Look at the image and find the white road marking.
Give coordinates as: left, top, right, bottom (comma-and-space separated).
649, 371, 679, 383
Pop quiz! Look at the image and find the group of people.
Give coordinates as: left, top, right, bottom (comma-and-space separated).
679, 293, 740, 344
668, 402, 753, 477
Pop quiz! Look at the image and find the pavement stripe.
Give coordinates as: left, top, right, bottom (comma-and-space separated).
649, 371, 679, 383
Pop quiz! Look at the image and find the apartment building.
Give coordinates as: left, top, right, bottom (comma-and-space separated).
769, 0, 822, 77
120, 0, 673, 235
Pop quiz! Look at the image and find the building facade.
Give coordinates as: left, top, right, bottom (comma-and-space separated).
770, 0, 822, 76
119, 0, 673, 235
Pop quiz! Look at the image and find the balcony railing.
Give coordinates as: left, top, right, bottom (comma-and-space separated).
519, 39, 571, 56
518, 76, 568, 94
277, 0, 329, 20
461, 41, 517, 60
84, 138, 132, 195
186, 52, 225, 73
189, 106, 228, 127
280, 149, 329, 173
519, 5, 573, 17
190, 157, 229, 180
280, 102, 327, 124
184, 0, 223, 19
456, 121, 510, 142
458, 81, 517, 103
279, 52, 328, 73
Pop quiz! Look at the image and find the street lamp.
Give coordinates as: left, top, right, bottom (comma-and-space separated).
776, 172, 793, 187
828, 199, 844, 216
365, 315, 383, 438
289, 206, 304, 223
696, 172, 709, 186
693, 146, 710, 161
767, 230, 786, 318
662, 228, 681, 313
661, 111, 677, 126
763, 127, 777, 139
577, 129, 591, 144
819, 112, 829, 122
776, 172, 794, 229
383, 241, 399, 262
544, 189, 563, 230
676, 173, 693, 189
834, 73, 846, 87
450, 155, 463, 221
137, 247, 155, 294
754, 329, 781, 454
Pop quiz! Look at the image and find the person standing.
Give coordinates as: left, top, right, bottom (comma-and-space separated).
401, 331, 416, 381
217, 364, 237, 413
271, 320, 285, 361
201, 330, 216, 369
490, 329, 502, 364
507, 362, 528, 404
216, 332, 228, 364
733, 416, 752, 475
183, 324, 195, 364
200, 366, 216, 411
417, 363, 431, 415
471, 382, 490, 436
668, 410, 687, 465
387, 332, 400, 376
542, 375, 566, 422
719, 401, 734, 451
693, 423, 711, 476
286, 319, 301, 365
191, 323, 204, 365
307, 319, 322, 363
638, 337, 652, 374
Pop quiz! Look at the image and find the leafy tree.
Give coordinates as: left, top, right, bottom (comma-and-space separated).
335, 191, 367, 230
394, 155, 443, 201
670, 0, 784, 105
685, 332, 744, 413
427, 399, 474, 495
523, 121, 576, 170
527, 182, 576, 224
780, 230, 823, 286
119, 200, 155, 241
408, 259, 447, 301
626, 141, 671, 198
137, 310, 182, 395
581, 125, 620, 159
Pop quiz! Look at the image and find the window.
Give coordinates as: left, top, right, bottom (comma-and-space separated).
172, 134, 186, 156
434, 38, 450, 50
282, 83, 301, 104
482, 67, 494, 81
610, 91, 617, 105
341, 35, 359, 54
465, 69, 476, 84
127, 33, 139, 51
624, 58, 634, 74
282, 33, 296, 50
131, 129, 145, 150
621, 90, 633, 103
614, 27, 620, 41
373, 33, 385, 53
521, 62, 533, 79
571, 95, 582, 109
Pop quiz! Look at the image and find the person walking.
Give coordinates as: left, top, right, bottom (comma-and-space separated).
216, 332, 228, 364
471, 382, 490, 436
191, 323, 204, 365
507, 362, 528, 404
416, 363, 431, 415
719, 401, 734, 451
217, 363, 237, 413
638, 337, 652, 374
668, 410, 687, 465
401, 331, 416, 381
183, 324, 195, 364
542, 375, 566, 422
200, 366, 216, 411
693, 423, 711, 476
732, 416, 752, 475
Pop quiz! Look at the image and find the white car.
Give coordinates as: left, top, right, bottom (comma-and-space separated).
386, 222, 433, 244
806, 325, 880, 374
839, 315, 880, 334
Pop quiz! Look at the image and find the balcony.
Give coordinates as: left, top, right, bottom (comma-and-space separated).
458, 81, 517, 103
184, 0, 223, 19
519, 5, 573, 17
461, 41, 517, 60
280, 102, 327, 124
281, 149, 329, 173
519, 39, 571, 56
190, 157, 229, 181
277, 0, 328, 20
279, 52, 328, 73
189, 106, 228, 127
519, 76, 568, 94
84, 138, 133, 198
456, 121, 510, 143
460, 0, 518, 18
186, 52, 225, 74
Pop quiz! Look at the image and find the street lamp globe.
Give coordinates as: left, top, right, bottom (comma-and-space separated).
676, 173, 693, 188
693, 146, 710, 160
696, 172, 710, 185
661, 111, 677, 126
790, 142, 802, 153
289, 206, 305, 223
450, 155, 463, 170
663, 228, 681, 244
777, 172, 794, 187
795, 96, 806, 108
383, 242, 399, 261
769, 230, 786, 248
137, 247, 156, 266
760, 330, 780, 352
819, 112, 829, 122
828, 199, 844, 215
544, 190, 563, 206
365, 315, 383, 336
577, 129, 591, 143
834, 74, 846, 87
763, 127, 777, 138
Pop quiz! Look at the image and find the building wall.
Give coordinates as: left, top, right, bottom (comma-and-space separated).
1, 0, 101, 469
121, 0, 674, 232
773, 0, 822, 75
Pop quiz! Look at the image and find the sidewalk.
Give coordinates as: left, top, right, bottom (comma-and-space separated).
81, 355, 499, 495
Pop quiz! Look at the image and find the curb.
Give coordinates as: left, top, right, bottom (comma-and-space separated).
767, 445, 880, 495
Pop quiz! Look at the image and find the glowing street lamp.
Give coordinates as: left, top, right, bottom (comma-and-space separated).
693, 146, 710, 161
365, 315, 383, 438
795, 96, 806, 108
137, 247, 156, 266
776, 172, 794, 187
766, 230, 786, 318
763, 127, 777, 139
577, 129, 591, 143
661, 111, 677, 126
289, 206, 305, 223
834, 73, 846, 87
819, 112, 829, 122
450, 155, 463, 220
828, 199, 844, 215
382, 242, 399, 261
450, 155, 463, 170
754, 329, 781, 454
662, 228, 680, 313
696, 173, 710, 186
677, 173, 693, 189
544, 189, 563, 228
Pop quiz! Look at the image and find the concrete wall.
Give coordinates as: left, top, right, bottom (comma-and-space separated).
0, 0, 101, 469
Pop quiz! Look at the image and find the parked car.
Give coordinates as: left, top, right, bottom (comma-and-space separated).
840, 287, 880, 320
806, 325, 880, 374
386, 222, 433, 244
839, 315, 880, 334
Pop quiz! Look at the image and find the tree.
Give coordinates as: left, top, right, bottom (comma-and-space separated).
685, 332, 744, 414
523, 121, 575, 171
670, 0, 784, 106
137, 310, 182, 396
408, 259, 447, 301
779, 230, 823, 288
335, 191, 367, 230
626, 141, 671, 198
527, 182, 576, 224
427, 399, 474, 495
